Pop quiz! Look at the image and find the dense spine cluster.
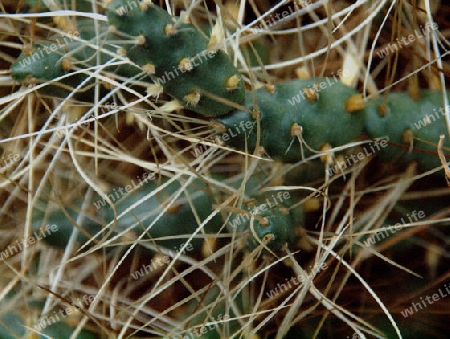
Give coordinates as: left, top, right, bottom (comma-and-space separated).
11, 0, 450, 255
11, 1, 449, 174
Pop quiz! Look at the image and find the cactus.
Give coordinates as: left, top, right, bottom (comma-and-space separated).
105, 0, 245, 117
233, 191, 304, 252
0, 309, 97, 339
31, 198, 116, 250
32, 173, 306, 253
215, 80, 449, 176
214, 78, 366, 162
6, 1, 450, 339
236, 203, 300, 252
11, 19, 144, 102
0, 311, 24, 339
12, 0, 246, 115
10, 1, 449, 175
364, 90, 450, 172
32, 177, 222, 253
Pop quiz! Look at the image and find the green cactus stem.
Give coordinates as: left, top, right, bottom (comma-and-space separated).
236, 204, 298, 252
11, 19, 144, 102
109, 176, 222, 252
231, 189, 304, 252
105, 0, 245, 117
32, 177, 222, 253
0, 310, 97, 339
10, 1, 450, 177
364, 90, 450, 173
214, 78, 366, 162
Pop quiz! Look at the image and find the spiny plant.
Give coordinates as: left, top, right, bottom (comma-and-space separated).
1, 0, 450, 338
11, 0, 450, 174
